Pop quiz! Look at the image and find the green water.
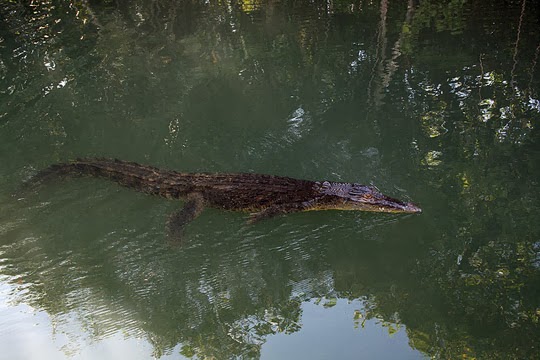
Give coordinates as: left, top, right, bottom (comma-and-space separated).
1, 1, 539, 359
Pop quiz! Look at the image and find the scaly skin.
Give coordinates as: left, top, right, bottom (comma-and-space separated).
28, 158, 421, 239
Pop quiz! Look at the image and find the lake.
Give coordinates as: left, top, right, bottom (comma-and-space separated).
1, 1, 539, 359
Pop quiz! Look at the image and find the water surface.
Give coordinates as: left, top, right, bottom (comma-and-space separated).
1, 1, 539, 359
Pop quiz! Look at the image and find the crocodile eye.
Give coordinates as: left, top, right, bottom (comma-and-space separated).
320, 181, 332, 191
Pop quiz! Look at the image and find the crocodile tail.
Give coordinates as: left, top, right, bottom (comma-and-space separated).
17, 162, 82, 195
22, 159, 133, 188
23, 159, 145, 185
18, 158, 182, 199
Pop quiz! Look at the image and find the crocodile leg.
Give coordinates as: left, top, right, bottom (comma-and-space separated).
166, 193, 205, 243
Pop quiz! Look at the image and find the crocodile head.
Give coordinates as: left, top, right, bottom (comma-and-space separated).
316, 181, 422, 214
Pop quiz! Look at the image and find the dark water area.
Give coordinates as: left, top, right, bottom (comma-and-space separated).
1, 1, 539, 359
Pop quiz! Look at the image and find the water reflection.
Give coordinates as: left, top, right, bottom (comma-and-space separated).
1, 0, 540, 359
1, 184, 420, 358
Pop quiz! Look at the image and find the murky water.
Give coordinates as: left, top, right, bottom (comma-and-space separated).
1, 1, 539, 359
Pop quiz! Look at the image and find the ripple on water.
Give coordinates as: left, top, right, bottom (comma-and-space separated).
1, 188, 419, 356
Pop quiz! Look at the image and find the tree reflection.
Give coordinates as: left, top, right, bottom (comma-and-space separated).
1, 0, 540, 359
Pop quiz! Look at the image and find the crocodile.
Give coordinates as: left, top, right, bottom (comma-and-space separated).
26, 158, 421, 240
